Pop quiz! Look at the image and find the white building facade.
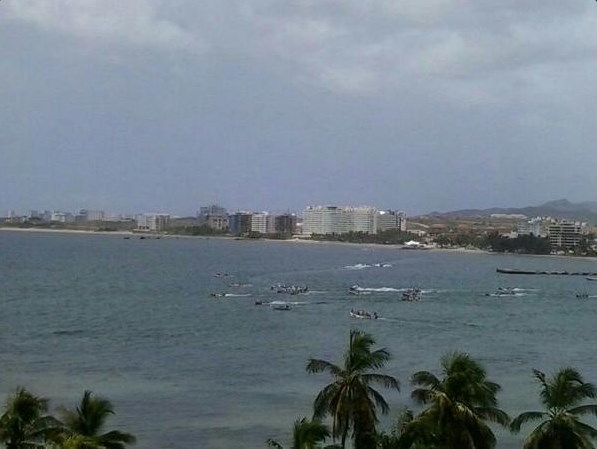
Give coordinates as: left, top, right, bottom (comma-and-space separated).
136, 214, 170, 232
302, 206, 378, 235
376, 210, 407, 232
250, 213, 276, 234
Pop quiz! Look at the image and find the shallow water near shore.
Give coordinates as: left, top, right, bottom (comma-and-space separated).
2, 231, 597, 448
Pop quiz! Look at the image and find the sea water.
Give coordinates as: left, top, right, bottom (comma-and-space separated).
2, 231, 597, 448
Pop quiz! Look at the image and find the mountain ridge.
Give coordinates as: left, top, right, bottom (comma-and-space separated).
422, 199, 597, 221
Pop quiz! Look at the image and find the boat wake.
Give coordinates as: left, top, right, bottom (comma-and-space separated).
345, 263, 372, 270
344, 263, 392, 270
224, 293, 252, 297
353, 287, 407, 292
485, 292, 535, 297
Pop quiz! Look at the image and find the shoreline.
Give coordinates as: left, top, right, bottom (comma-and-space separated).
2, 227, 596, 262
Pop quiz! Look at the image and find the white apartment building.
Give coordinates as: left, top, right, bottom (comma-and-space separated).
517, 217, 545, 237
376, 210, 407, 232
136, 213, 170, 232
250, 212, 276, 234
548, 220, 584, 249
302, 206, 377, 235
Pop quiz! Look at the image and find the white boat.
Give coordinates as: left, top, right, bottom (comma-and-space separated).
350, 310, 378, 319
587, 277, 597, 281
270, 300, 292, 311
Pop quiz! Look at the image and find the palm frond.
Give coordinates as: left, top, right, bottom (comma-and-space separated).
361, 373, 400, 391
306, 359, 343, 376
510, 411, 545, 433
411, 371, 441, 389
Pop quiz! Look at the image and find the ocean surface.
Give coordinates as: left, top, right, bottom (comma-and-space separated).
2, 231, 597, 448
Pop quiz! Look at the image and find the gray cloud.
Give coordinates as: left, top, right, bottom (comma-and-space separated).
1, 0, 596, 214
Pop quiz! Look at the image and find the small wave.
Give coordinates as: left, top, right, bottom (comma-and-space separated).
306, 290, 327, 294
53, 329, 86, 336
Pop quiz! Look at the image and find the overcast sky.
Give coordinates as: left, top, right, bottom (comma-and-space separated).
1, 1, 596, 215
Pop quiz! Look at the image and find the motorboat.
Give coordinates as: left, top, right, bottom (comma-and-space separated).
350, 309, 378, 319
271, 301, 292, 311
271, 284, 308, 295
402, 288, 422, 302
587, 277, 597, 281
576, 293, 589, 299
210, 292, 226, 298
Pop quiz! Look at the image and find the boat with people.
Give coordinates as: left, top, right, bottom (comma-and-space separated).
350, 309, 378, 319
402, 288, 422, 302
271, 284, 309, 295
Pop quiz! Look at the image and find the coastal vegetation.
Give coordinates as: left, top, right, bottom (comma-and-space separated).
310, 230, 417, 245
269, 330, 597, 449
485, 233, 551, 255
0, 389, 135, 449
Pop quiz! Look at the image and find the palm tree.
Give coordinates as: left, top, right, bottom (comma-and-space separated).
510, 368, 597, 449
409, 352, 509, 449
306, 329, 400, 449
0, 387, 59, 449
267, 417, 331, 449
58, 391, 135, 449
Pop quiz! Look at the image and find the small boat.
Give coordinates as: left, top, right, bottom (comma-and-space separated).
587, 277, 597, 281
270, 300, 292, 310
254, 300, 263, 305
350, 309, 378, 319
576, 293, 589, 299
271, 284, 308, 295
402, 289, 422, 302
210, 292, 226, 298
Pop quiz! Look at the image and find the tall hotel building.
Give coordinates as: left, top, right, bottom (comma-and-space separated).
302, 206, 377, 235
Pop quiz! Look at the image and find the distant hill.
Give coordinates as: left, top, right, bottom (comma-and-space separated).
423, 199, 597, 222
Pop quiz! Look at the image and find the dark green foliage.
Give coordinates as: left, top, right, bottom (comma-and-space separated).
485, 232, 551, 254
167, 225, 227, 236
310, 230, 416, 245
58, 391, 135, 449
0, 388, 59, 449
511, 368, 597, 449
407, 352, 509, 449
267, 417, 330, 449
306, 330, 399, 449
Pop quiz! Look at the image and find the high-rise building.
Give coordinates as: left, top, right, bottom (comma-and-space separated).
198, 205, 227, 218
302, 206, 377, 235
250, 213, 275, 234
206, 215, 229, 231
517, 217, 544, 237
376, 210, 407, 232
548, 221, 584, 249
275, 214, 297, 234
136, 214, 170, 232
78, 209, 105, 221
228, 212, 252, 235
